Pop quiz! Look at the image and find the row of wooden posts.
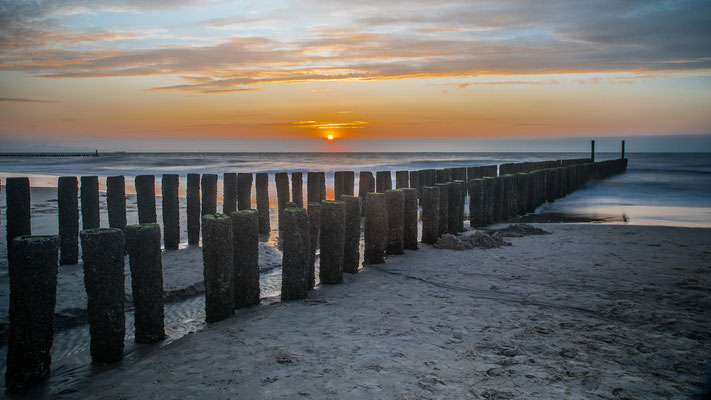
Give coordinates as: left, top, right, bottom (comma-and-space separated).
2, 156, 628, 392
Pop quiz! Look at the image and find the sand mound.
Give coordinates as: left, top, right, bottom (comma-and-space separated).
434, 232, 510, 250
485, 223, 551, 237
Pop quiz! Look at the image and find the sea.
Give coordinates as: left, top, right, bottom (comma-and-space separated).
0, 151, 709, 395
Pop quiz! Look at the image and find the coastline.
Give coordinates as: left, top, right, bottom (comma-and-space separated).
44, 223, 711, 399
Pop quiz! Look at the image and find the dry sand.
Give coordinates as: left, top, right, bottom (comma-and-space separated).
49, 223, 711, 399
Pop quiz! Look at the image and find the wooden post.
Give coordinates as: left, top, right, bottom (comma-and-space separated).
161, 174, 180, 249
223, 173, 237, 215
342, 196, 361, 274
80, 228, 125, 364
80, 176, 100, 230
291, 172, 303, 208
5, 235, 58, 392
621, 140, 625, 159
469, 179, 484, 228
126, 224, 165, 343
447, 182, 461, 234
307, 172, 320, 203
395, 170, 409, 189
376, 171, 392, 193
434, 183, 449, 236
201, 214, 234, 323
237, 172, 252, 210
58, 176, 79, 264
320, 201, 345, 284
281, 208, 310, 300
363, 193, 387, 264
275, 172, 290, 230
358, 171, 375, 211
187, 173, 201, 245
421, 186, 440, 244
201, 174, 217, 216
231, 210, 260, 308
591, 140, 595, 162
135, 175, 157, 224
342, 171, 355, 197
106, 176, 126, 235
385, 189, 404, 255
319, 172, 326, 201
402, 188, 418, 250
334, 171, 344, 200
255, 173, 270, 234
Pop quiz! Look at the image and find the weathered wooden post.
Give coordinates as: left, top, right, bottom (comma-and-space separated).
187, 173, 201, 245
319, 172, 326, 201
255, 173, 270, 234
81, 176, 100, 230
483, 177, 496, 224
469, 179, 484, 228
106, 176, 126, 234
343, 196, 361, 274
126, 224, 165, 343
231, 210, 260, 308
591, 140, 595, 162
493, 176, 504, 221
307, 202, 321, 289
237, 172, 252, 210
358, 171, 375, 211
223, 173, 238, 214
376, 171, 392, 193
307, 172, 320, 203
343, 171, 355, 197
320, 201, 345, 284
6, 178, 32, 262
386, 189, 405, 255
5, 235, 58, 392
621, 140, 625, 159
421, 186, 440, 244
334, 171, 344, 200
162, 174, 180, 249
135, 175, 157, 224
81, 228, 125, 364
409, 170, 421, 197
275, 172, 290, 230
395, 170, 409, 189
402, 188, 418, 250
364, 193, 387, 264
434, 183, 449, 237
291, 172, 303, 208
58, 176, 79, 264
281, 208, 310, 300
201, 214, 234, 322
201, 174, 217, 216
501, 175, 514, 221
447, 182, 461, 234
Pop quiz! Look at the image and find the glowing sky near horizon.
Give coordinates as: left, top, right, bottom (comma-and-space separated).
1, 0, 710, 150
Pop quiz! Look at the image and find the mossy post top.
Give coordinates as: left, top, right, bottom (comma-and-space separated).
366, 192, 385, 198
321, 200, 344, 206
80, 228, 124, 236
401, 188, 417, 193
202, 213, 230, 221
12, 235, 58, 244
126, 223, 160, 232
231, 209, 258, 216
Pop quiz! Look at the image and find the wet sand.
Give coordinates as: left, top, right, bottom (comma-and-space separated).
49, 223, 711, 399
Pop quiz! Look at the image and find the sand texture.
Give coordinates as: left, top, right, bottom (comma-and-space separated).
52, 224, 711, 399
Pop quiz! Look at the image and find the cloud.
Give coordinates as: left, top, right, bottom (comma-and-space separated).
1, 0, 709, 93
0, 97, 58, 103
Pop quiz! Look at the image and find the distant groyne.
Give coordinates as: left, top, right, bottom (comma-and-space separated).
0, 151, 99, 157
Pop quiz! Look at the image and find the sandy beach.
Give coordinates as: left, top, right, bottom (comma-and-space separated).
38, 223, 711, 399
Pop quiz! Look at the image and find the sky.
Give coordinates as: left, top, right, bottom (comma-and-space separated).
1, 0, 710, 152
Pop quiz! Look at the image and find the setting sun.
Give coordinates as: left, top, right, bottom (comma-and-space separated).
327, 134, 335, 141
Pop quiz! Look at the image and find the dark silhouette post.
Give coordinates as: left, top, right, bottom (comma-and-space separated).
591, 140, 595, 162
281, 208, 310, 301
231, 210, 260, 308
364, 193, 387, 264
275, 172, 290, 230
468, 179, 484, 228
162, 174, 180, 249
126, 224, 165, 343
320, 201, 345, 284
435, 183, 449, 237
223, 173, 237, 215
58, 176, 79, 264
376, 171, 392, 193
201, 174, 218, 216
342, 196, 361, 274
343, 171, 355, 196
291, 172, 304, 208
386, 189, 404, 255
255, 173, 271, 234
80, 176, 100, 230
106, 175, 126, 234
358, 171, 375, 211
201, 214, 234, 323
402, 188, 418, 250
395, 170, 409, 189
307, 202, 321, 289
237, 172, 253, 210
135, 175, 157, 224
81, 228, 125, 365
5, 235, 58, 392
187, 173, 201, 244
621, 140, 625, 159
307, 172, 320, 203
334, 171, 344, 200
421, 186, 440, 244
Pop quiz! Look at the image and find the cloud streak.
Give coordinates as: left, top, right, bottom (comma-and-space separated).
1, 0, 709, 93
0, 97, 58, 103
